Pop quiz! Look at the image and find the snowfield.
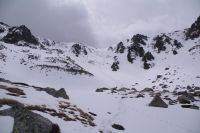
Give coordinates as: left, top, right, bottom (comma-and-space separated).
0, 19, 200, 133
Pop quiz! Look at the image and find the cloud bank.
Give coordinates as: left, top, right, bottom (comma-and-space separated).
0, 0, 200, 47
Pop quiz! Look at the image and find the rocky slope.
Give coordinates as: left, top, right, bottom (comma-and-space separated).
0, 16, 200, 133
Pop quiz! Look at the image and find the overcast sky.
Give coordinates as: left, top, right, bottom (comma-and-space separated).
0, 0, 200, 47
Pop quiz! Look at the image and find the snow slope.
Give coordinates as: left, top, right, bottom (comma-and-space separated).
0, 18, 200, 133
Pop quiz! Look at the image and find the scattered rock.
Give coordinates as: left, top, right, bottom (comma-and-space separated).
35, 87, 69, 99
112, 124, 125, 130
96, 87, 109, 92
194, 91, 200, 97
118, 87, 129, 92
177, 95, 191, 104
169, 100, 177, 105
157, 75, 162, 79
173, 50, 177, 55
45, 88, 69, 99
177, 91, 195, 102
136, 93, 144, 98
165, 67, 169, 70
194, 87, 200, 91
181, 104, 199, 110
0, 104, 61, 133
141, 88, 153, 92
88, 112, 97, 116
149, 95, 168, 108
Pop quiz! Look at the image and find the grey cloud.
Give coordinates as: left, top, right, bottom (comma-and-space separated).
86, 0, 200, 47
0, 0, 200, 47
0, 0, 97, 46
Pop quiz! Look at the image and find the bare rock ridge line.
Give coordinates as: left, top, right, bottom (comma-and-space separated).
0, 77, 69, 99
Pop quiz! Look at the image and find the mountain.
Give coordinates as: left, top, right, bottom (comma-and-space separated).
0, 16, 200, 133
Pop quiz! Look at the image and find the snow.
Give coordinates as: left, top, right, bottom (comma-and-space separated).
0, 116, 14, 133
0, 24, 200, 133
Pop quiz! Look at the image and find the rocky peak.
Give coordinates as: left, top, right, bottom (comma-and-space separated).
71, 43, 88, 57
115, 42, 125, 53
153, 34, 182, 53
1, 25, 39, 45
131, 34, 148, 45
185, 16, 200, 40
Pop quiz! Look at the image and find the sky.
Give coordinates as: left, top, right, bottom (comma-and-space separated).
0, 0, 200, 47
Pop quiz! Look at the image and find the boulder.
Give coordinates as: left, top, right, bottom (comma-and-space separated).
149, 95, 168, 108
181, 104, 199, 110
194, 91, 200, 96
141, 88, 153, 92
43, 87, 69, 99
177, 95, 191, 104
96, 87, 109, 92
0, 104, 60, 133
177, 91, 195, 102
112, 124, 125, 130
136, 93, 144, 98
117, 87, 129, 92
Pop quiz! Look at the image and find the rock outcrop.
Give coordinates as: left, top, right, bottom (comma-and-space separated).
185, 16, 200, 40
0, 104, 60, 133
2, 25, 39, 45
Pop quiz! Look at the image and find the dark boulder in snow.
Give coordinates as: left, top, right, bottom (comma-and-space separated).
177, 93, 195, 104
173, 50, 178, 55
0, 104, 61, 133
115, 42, 125, 53
181, 104, 199, 110
149, 95, 168, 108
141, 88, 154, 92
112, 124, 125, 130
96, 87, 109, 92
43, 87, 69, 99
136, 93, 144, 98
177, 91, 195, 102
2, 25, 39, 45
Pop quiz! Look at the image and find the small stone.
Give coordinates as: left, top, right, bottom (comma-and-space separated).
136, 93, 144, 98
